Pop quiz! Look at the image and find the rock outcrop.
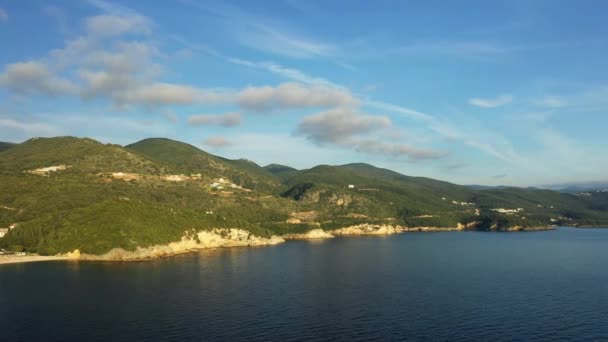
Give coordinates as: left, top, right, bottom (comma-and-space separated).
331, 224, 400, 236
283, 229, 335, 240
75, 229, 284, 261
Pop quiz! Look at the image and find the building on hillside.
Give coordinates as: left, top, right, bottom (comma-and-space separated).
348, 184, 355, 189
491, 208, 524, 214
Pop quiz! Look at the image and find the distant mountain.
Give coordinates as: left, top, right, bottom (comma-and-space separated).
466, 185, 510, 191
264, 163, 298, 174
539, 181, 608, 193
1, 136, 607, 256
0, 142, 15, 152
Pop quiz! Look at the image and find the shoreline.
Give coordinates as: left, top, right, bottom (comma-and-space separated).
0, 255, 72, 265
0, 224, 567, 266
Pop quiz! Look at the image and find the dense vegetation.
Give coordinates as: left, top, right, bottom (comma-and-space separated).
0, 142, 15, 152
1, 136, 607, 255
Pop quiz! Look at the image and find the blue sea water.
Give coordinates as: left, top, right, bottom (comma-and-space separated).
1, 227, 607, 341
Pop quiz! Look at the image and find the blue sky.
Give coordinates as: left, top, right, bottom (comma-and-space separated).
1, 0, 607, 186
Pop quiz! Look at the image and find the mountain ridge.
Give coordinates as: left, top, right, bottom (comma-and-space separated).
1, 136, 607, 257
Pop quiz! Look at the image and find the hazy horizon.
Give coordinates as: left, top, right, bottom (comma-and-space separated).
1, 0, 607, 186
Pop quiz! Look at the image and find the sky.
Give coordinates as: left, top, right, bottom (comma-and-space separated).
0, 0, 607, 186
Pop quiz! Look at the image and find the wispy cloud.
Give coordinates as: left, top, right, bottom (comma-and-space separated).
394, 41, 517, 59
86, 14, 150, 37
42, 5, 70, 35
0, 7, 8, 23
468, 94, 513, 108
516, 111, 553, 124
239, 25, 334, 59
0, 118, 60, 137
179, 0, 335, 59
204, 136, 232, 148
237, 82, 357, 112
442, 162, 469, 170
225, 57, 525, 165
227, 58, 339, 87
188, 112, 241, 127
532, 96, 566, 108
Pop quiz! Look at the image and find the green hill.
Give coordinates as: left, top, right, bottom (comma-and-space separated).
0, 137, 167, 175
263, 164, 299, 180
0, 142, 15, 152
126, 138, 281, 192
1, 136, 607, 256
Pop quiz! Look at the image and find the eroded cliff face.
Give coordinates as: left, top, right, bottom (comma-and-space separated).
330, 224, 400, 236
331, 224, 466, 235
61, 222, 552, 262
72, 229, 285, 261
283, 229, 335, 240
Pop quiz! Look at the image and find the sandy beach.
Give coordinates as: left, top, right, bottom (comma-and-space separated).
0, 255, 71, 265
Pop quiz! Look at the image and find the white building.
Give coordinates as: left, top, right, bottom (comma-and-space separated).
348, 184, 355, 189
491, 208, 524, 214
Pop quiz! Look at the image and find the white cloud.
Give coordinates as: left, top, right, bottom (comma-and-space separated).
294, 107, 445, 161
0, 8, 8, 22
468, 94, 513, 108
237, 82, 357, 112
0, 19, 356, 112
354, 140, 447, 161
123, 83, 222, 106
0, 61, 76, 96
188, 112, 241, 127
225, 57, 522, 165
296, 107, 391, 145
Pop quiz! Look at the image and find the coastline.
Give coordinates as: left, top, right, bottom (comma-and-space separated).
0, 255, 72, 265
0, 224, 559, 266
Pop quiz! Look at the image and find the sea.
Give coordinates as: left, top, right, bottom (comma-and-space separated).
1, 227, 607, 341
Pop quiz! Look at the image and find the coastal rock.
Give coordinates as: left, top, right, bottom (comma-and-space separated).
283, 229, 335, 240
331, 224, 400, 236
398, 226, 463, 232
77, 229, 284, 261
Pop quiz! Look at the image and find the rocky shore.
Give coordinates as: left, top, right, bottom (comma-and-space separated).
282, 228, 335, 240
0, 254, 72, 265
1, 224, 558, 265
78, 228, 285, 261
